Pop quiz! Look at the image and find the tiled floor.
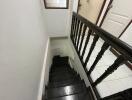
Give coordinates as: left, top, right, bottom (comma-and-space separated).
79, 35, 132, 97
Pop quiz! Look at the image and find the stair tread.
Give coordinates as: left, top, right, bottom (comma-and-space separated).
48, 80, 83, 88
50, 74, 77, 80
50, 77, 75, 82
49, 75, 80, 82
52, 56, 69, 66
50, 70, 76, 76
51, 64, 70, 68
48, 77, 80, 85
46, 83, 86, 98
50, 68, 73, 73
45, 90, 91, 100
50, 71, 76, 77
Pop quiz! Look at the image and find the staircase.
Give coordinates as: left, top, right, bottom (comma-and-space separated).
70, 12, 132, 100
43, 12, 132, 100
44, 56, 94, 100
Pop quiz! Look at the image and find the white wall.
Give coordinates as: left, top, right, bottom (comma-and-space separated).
44, 0, 73, 37
50, 37, 74, 57
73, 0, 79, 12
0, 0, 48, 100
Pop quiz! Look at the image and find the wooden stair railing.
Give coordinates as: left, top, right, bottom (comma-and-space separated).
70, 12, 132, 100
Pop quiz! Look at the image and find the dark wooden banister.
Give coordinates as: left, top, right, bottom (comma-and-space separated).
70, 12, 132, 99
73, 12, 132, 62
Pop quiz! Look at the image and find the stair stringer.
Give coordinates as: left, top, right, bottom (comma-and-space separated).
38, 39, 53, 100
68, 38, 98, 100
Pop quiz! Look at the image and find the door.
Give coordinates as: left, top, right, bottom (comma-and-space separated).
119, 21, 132, 46
78, 0, 104, 23
101, 0, 132, 37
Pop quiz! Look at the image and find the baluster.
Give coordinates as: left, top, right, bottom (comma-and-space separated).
88, 42, 109, 75
75, 20, 81, 45
72, 17, 77, 43
76, 22, 83, 47
92, 55, 125, 87
78, 25, 87, 53
70, 16, 75, 40
73, 19, 79, 44
83, 34, 99, 68
81, 29, 92, 59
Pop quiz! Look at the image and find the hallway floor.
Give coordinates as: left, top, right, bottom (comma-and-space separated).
44, 56, 94, 100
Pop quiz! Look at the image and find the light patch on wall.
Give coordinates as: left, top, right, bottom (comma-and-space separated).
44, 0, 68, 8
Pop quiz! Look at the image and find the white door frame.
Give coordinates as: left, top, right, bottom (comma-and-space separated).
96, 0, 113, 26
76, 0, 113, 26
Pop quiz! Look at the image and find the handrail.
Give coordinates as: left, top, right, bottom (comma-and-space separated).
70, 12, 132, 99
73, 12, 132, 62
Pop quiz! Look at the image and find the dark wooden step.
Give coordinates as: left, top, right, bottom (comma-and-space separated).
50, 69, 76, 76
51, 64, 70, 70
50, 69, 75, 74
49, 76, 79, 83
46, 83, 86, 98
49, 75, 80, 82
45, 90, 90, 100
45, 56, 92, 100
51, 63, 70, 68
50, 67, 72, 72
49, 76, 75, 82
48, 80, 83, 89
50, 71, 76, 77
48, 77, 81, 88
50, 72, 77, 79
50, 75, 75, 82
52, 56, 69, 66
51, 67, 71, 72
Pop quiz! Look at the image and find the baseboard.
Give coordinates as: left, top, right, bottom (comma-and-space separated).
37, 38, 50, 100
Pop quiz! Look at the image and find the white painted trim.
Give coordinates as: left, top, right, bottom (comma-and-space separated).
68, 38, 97, 100
97, 0, 111, 26
37, 38, 50, 100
